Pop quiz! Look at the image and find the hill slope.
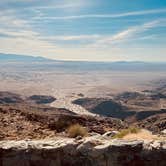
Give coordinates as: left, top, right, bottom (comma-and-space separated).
0, 53, 52, 62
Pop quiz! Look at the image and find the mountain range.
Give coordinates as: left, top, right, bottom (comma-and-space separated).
1, 53, 166, 71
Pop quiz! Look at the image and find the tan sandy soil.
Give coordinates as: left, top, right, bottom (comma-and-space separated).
123, 129, 165, 141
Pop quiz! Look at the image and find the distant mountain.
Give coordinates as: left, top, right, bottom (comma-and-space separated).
53, 60, 166, 71
0, 53, 166, 71
0, 53, 52, 62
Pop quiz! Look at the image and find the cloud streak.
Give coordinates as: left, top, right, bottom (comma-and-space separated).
33, 8, 166, 20
88, 19, 166, 48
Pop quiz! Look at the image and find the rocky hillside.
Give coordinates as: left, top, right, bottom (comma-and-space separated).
0, 90, 166, 141
136, 113, 166, 133
72, 88, 166, 134
0, 94, 127, 140
0, 90, 166, 165
72, 98, 135, 119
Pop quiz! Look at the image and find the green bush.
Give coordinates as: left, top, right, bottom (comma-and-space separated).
112, 127, 140, 139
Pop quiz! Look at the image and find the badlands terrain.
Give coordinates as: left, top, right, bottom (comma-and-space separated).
0, 54, 166, 166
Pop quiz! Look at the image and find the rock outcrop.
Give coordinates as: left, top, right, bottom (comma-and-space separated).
0, 138, 165, 166
136, 113, 166, 133
28, 95, 56, 104
0, 92, 57, 105
0, 92, 23, 104
72, 97, 166, 127
72, 98, 132, 119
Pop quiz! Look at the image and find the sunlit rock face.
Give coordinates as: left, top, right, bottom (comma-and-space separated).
0, 138, 166, 166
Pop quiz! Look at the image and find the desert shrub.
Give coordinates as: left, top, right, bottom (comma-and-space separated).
112, 127, 140, 139
67, 124, 88, 138
129, 127, 140, 134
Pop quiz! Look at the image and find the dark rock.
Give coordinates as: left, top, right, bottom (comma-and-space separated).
28, 95, 56, 104
0, 92, 23, 104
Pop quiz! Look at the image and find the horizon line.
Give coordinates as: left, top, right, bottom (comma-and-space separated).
0, 52, 166, 64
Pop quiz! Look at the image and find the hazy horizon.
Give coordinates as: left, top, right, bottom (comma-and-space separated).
1, 53, 166, 63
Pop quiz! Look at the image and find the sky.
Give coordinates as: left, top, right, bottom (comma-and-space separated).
0, 0, 166, 62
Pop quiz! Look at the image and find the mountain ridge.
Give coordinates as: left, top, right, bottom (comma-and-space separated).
0, 53, 52, 62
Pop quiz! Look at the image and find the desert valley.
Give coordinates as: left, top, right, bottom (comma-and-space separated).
0, 0, 166, 165
0, 54, 165, 165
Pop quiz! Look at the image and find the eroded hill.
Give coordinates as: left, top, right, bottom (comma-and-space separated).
0, 92, 127, 140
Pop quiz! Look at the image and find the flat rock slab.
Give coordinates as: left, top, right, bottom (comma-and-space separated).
0, 138, 166, 166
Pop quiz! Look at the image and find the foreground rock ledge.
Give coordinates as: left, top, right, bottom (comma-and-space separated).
0, 138, 166, 166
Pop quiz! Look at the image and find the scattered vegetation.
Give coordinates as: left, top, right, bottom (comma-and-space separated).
67, 124, 88, 138
112, 127, 140, 139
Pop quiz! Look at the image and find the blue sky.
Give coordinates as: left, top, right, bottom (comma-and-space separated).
0, 0, 166, 61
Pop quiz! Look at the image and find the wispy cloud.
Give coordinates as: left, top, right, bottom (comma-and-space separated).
32, 3, 82, 10
42, 35, 101, 41
35, 18, 166, 45
0, 13, 163, 50
0, 9, 31, 29
0, 9, 58, 58
88, 19, 166, 48
33, 8, 166, 20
